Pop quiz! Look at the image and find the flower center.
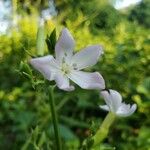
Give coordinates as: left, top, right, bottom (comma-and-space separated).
61, 57, 78, 75
61, 62, 71, 75
61, 57, 72, 75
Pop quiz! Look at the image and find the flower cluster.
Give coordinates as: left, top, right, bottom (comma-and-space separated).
30, 28, 137, 117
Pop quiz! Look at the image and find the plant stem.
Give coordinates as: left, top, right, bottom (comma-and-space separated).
48, 86, 62, 150
82, 112, 116, 149
92, 112, 116, 147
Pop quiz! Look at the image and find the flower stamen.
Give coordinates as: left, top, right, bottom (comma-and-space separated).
61, 61, 71, 75
72, 63, 78, 70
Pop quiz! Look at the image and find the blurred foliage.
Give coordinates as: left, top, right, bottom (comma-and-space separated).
17, 0, 50, 15
128, 0, 150, 28
55, 0, 121, 32
0, 0, 150, 150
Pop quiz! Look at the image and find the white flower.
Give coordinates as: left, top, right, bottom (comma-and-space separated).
30, 28, 105, 91
100, 89, 137, 117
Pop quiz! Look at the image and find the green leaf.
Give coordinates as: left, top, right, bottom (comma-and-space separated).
37, 132, 46, 147
60, 116, 90, 128
46, 28, 56, 54
49, 124, 78, 140
59, 124, 78, 140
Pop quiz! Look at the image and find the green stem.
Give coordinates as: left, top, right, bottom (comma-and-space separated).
92, 112, 116, 147
48, 86, 62, 150
82, 112, 116, 149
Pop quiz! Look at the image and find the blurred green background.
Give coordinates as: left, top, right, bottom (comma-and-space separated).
0, 0, 150, 149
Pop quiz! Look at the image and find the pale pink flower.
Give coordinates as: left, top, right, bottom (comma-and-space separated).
100, 89, 137, 117
30, 28, 105, 91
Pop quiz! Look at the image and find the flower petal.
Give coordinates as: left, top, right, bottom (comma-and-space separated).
54, 72, 75, 91
99, 105, 110, 111
55, 28, 75, 63
116, 104, 137, 117
30, 55, 59, 80
100, 89, 122, 113
68, 70, 105, 90
71, 45, 103, 70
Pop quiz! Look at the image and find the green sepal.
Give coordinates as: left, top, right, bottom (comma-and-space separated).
20, 61, 33, 78
19, 61, 45, 89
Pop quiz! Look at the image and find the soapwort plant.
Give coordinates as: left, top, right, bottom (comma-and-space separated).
22, 21, 137, 149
